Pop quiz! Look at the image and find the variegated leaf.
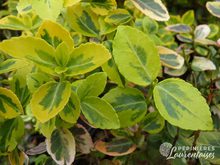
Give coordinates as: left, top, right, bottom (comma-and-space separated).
166, 24, 192, 33
142, 16, 159, 34
71, 32, 82, 46
0, 87, 23, 119
71, 124, 94, 154
113, 26, 160, 86
103, 87, 147, 128
31, 81, 71, 123
81, 0, 117, 15
38, 118, 56, 138
27, 72, 53, 93
67, 4, 100, 37
8, 149, 29, 165
181, 10, 194, 25
64, 0, 81, 7
46, 128, 76, 165
0, 117, 24, 154
176, 34, 192, 43
191, 56, 216, 71
36, 20, 74, 49
59, 92, 80, 124
95, 138, 136, 156
26, 142, 47, 156
194, 25, 211, 39
32, 0, 63, 21
206, 1, 220, 18
102, 59, 124, 87
77, 72, 107, 100
10, 67, 32, 107
153, 78, 213, 130
0, 14, 31, 30
0, 59, 29, 74
0, 36, 55, 59
81, 96, 120, 129
164, 65, 187, 77
66, 43, 111, 76
104, 9, 132, 25
140, 111, 165, 134
131, 0, 170, 21
99, 16, 117, 35
197, 132, 220, 164
158, 46, 184, 69
208, 24, 219, 38
194, 38, 217, 46
54, 42, 70, 73
101, 41, 123, 86
16, 0, 33, 14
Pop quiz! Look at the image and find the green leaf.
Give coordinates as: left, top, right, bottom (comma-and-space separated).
0, 117, 24, 154
31, 81, 71, 123
0, 87, 23, 119
181, 10, 194, 25
158, 46, 184, 69
77, 72, 107, 100
95, 138, 136, 156
81, 0, 117, 15
153, 78, 213, 130
140, 111, 165, 134
166, 24, 192, 33
46, 128, 76, 165
36, 20, 74, 49
194, 25, 211, 39
206, 1, 220, 18
0, 36, 55, 59
131, 0, 170, 21
66, 43, 111, 76
59, 92, 80, 124
67, 4, 100, 37
191, 56, 216, 71
104, 9, 132, 25
81, 96, 120, 129
0, 59, 29, 74
103, 87, 147, 128
32, 0, 63, 21
113, 26, 160, 86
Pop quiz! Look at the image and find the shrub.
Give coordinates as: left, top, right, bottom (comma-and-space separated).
0, 0, 220, 164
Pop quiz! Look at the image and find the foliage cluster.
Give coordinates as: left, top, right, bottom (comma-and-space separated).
0, 0, 220, 164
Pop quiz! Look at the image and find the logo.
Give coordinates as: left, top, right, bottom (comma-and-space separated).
159, 142, 172, 157
159, 142, 215, 160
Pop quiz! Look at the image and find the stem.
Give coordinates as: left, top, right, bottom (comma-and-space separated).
188, 130, 200, 165
172, 128, 179, 147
